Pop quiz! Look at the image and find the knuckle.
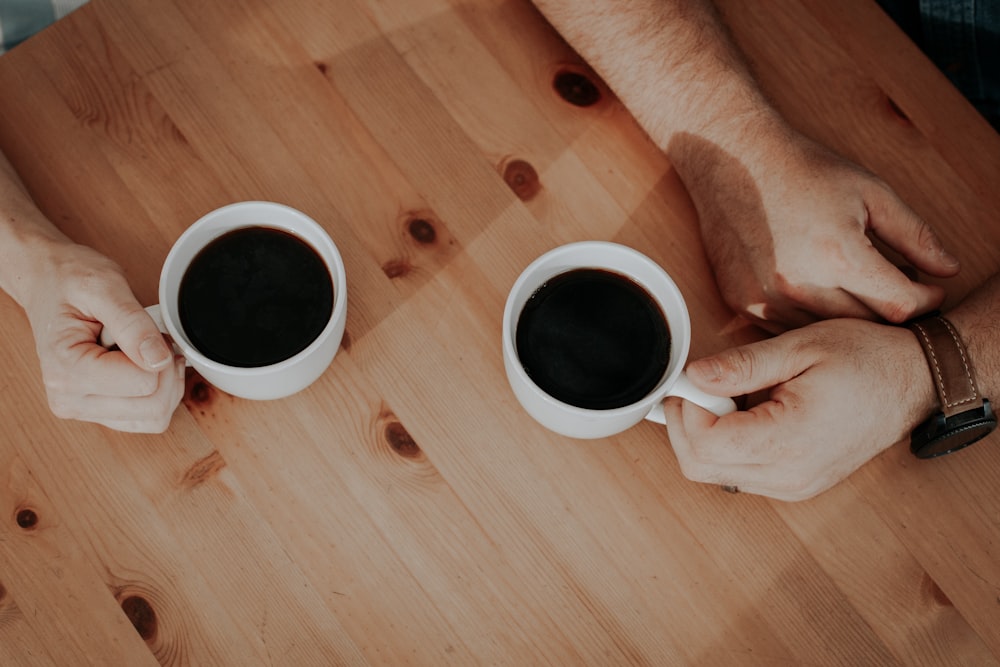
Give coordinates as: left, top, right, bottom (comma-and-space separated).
682, 441, 712, 467
776, 485, 817, 503
770, 269, 799, 299
42, 364, 81, 405
142, 409, 175, 434
785, 339, 814, 366
42, 372, 71, 397
118, 417, 170, 435
111, 410, 172, 435
915, 220, 939, 251
113, 420, 148, 434
771, 272, 814, 307
860, 177, 892, 209
150, 416, 173, 434
135, 373, 160, 397
677, 459, 710, 484
68, 264, 121, 299
781, 475, 810, 497
719, 347, 757, 386
137, 394, 178, 432
818, 239, 853, 272
793, 483, 826, 502
881, 293, 919, 323
675, 454, 724, 485
47, 395, 79, 420
721, 284, 756, 319
114, 307, 155, 339
773, 470, 824, 501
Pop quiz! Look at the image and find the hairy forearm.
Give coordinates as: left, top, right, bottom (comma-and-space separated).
948, 273, 1000, 402
532, 0, 782, 152
0, 150, 69, 307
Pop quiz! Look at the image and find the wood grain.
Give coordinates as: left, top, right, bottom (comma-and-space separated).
0, 0, 997, 664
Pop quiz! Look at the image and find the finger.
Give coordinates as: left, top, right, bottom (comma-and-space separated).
664, 398, 826, 500
56, 358, 184, 432
664, 397, 768, 486
668, 396, 787, 466
684, 332, 819, 397
681, 462, 831, 502
866, 189, 960, 278
745, 284, 878, 331
97, 377, 186, 433
662, 395, 703, 476
787, 288, 876, 323
840, 249, 946, 322
742, 300, 816, 334
89, 359, 184, 433
54, 345, 166, 398
88, 288, 172, 372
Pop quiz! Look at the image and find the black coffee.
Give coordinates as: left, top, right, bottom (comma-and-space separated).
178, 226, 333, 367
515, 268, 670, 410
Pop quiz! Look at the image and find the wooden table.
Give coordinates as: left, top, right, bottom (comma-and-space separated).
1, 0, 998, 664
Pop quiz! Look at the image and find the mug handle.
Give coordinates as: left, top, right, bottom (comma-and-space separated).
98, 304, 189, 365
645, 371, 736, 424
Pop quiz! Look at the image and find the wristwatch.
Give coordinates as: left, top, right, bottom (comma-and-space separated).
908, 315, 996, 458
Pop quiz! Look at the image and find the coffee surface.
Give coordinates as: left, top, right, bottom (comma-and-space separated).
179, 226, 333, 367
515, 268, 670, 410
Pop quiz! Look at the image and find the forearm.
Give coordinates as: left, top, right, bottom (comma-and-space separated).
947, 273, 1000, 402
0, 150, 70, 308
531, 0, 784, 153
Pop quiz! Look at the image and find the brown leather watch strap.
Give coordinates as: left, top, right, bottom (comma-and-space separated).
908, 316, 983, 418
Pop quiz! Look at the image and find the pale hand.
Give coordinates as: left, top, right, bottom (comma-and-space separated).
662, 319, 938, 501
21, 239, 185, 433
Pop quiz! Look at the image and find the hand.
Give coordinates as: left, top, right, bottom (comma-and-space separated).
20, 239, 185, 433
672, 126, 961, 332
662, 319, 938, 501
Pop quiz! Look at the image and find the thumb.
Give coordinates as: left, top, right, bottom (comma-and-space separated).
93, 295, 172, 372
686, 334, 814, 396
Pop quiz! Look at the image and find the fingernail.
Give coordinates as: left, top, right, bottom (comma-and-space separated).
140, 337, 171, 369
940, 247, 960, 269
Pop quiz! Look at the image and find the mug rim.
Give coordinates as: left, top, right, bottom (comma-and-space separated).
502, 240, 691, 419
159, 200, 348, 376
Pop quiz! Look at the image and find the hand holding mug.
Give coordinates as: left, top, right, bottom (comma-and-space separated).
663, 318, 938, 501
102, 201, 347, 401
22, 239, 185, 433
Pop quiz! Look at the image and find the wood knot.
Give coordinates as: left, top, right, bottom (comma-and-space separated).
384, 421, 421, 459
885, 95, 913, 126
921, 573, 953, 607
501, 159, 542, 201
180, 450, 227, 490
553, 68, 602, 107
382, 258, 412, 279
121, 595, 158, 642
183, 370, 232, 416
315, 61, 329, 75
169, 121, 189, 146
187, 372, 214, 405
408, 218, 437, 245
15, 507, 38, 530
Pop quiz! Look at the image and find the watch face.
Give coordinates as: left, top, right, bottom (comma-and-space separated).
915, 420, 997, 459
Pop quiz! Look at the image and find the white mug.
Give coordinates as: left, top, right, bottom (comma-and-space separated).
502, 241, 735, 439
102, 201, 347, 400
